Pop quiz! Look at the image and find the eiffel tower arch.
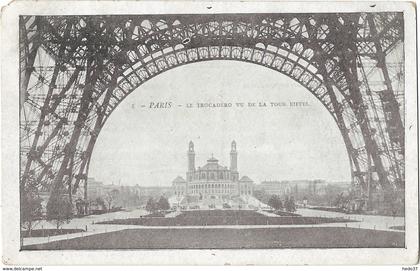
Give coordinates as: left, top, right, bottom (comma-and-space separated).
20, 13, 405, 211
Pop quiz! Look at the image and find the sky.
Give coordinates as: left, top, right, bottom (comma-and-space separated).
89, 60, 351, 187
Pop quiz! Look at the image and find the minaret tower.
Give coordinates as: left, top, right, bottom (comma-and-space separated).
230, 140, 239, 181
187, 141, 195, 181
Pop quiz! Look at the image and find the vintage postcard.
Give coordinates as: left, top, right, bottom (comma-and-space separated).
1, 0, 418, 266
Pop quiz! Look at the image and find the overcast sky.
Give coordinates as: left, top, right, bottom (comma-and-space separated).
89, 61, 351, 187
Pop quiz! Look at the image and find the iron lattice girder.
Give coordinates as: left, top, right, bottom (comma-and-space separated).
19, 12, 405, 199
38, 13, 403, 93
39, 13, 403, 57
34, 13, 404, 123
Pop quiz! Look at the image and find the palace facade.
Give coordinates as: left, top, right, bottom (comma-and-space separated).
172, 141, 254, 200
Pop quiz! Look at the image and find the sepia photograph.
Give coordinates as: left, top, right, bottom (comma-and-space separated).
1, 0, 418, 266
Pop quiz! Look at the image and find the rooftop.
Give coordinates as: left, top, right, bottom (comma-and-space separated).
173, 176, 186, 183
240, 176, 253, 182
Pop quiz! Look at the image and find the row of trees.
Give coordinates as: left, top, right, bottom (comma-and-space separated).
21, 184, 149, 235
254, 183, 354, 207
267, 195, 297, 212
22, 188, 140, 234
20, 175, 173, 235
82, 187, 144, 214
21, 190, 73, 233
21, 174, 114, 234
99, 188, 142, 211
145, 196, 170, 213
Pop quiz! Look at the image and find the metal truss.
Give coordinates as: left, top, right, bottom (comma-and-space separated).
19, 13, 405, 208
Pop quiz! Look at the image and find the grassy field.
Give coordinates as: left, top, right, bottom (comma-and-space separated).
21, 228, 85, 237
97, 209, 355, 226
389, 225, 405, 231
23, 227, 404, 250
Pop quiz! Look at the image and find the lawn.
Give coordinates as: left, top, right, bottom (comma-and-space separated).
97, 209, 355, 226
389, 225, 405, 231
21, 228, 85, 238
23, 227, 404, 250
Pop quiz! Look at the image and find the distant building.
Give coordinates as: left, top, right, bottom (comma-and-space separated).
172, 141, 254, 201
86, 178, 105, 200
289, 179, 327, 197
258, 181, 289, 195
137, 186, 173, 198
257, 179, 328, 198
309, 179, 327, 196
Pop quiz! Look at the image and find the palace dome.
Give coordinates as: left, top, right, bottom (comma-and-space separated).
200, 163, 227, 171
200, 156, 228, 171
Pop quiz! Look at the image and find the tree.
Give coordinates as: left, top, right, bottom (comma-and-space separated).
21, 193, 43, 236
145, 197, 156, 213
267, 195, 282, 210
104, 189, 120, 211
333, 192, 350, 209
46, 194, 73, 229
285, 196, 297, 212
20, 171, 43, 237
333, 192, 344, 208
95, 197, 106, 210
75, 198, 86, 216
157, 196, 170, 211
